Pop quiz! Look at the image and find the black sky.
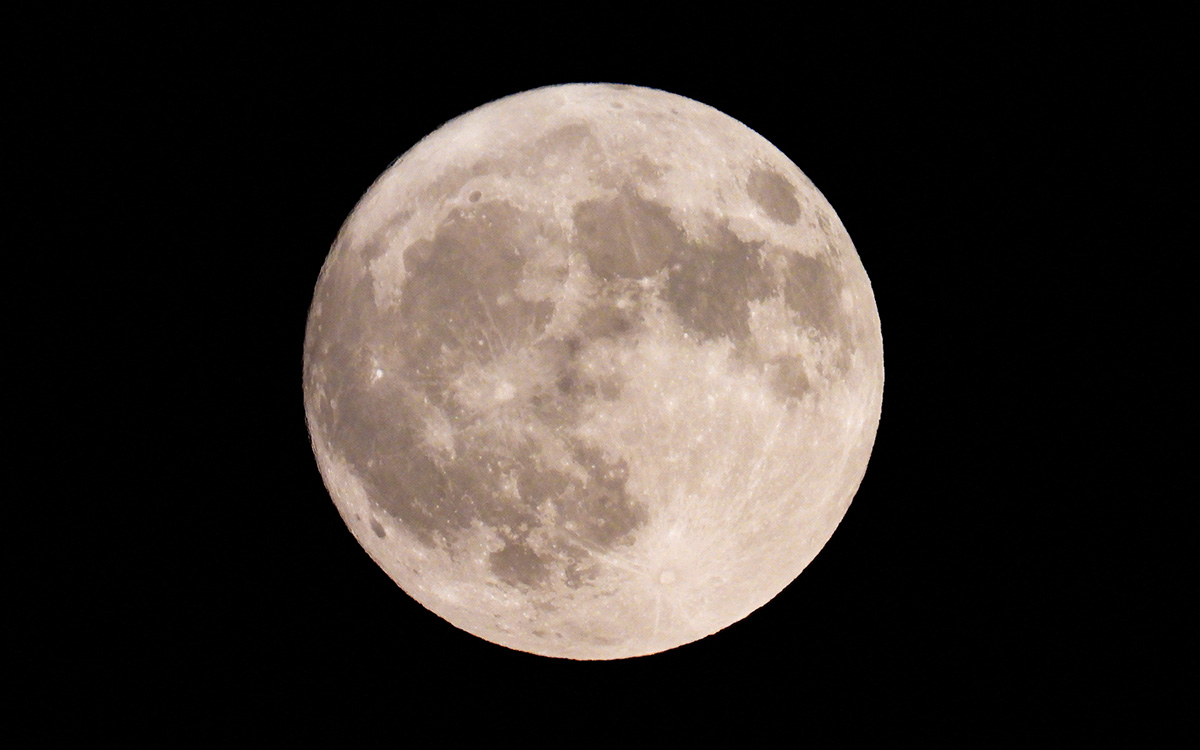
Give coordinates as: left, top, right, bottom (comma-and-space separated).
21, 7, 1186, 741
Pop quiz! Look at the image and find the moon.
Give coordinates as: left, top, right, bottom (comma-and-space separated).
303, 83, 883, 660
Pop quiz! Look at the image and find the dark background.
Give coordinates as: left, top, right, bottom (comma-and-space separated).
22, 7, 1185, 741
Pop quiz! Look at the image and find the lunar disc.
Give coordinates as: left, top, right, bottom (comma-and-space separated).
303, 83, 883, 660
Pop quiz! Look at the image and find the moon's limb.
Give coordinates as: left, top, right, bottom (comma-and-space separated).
303, 83, 882, 659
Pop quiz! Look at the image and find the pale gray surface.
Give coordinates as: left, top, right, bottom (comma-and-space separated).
303, 84, 883, 659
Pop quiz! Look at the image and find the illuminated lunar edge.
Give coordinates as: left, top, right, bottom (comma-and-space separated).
303, 83, 883, 660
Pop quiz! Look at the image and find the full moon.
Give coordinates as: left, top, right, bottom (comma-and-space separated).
303, 83, 883, 659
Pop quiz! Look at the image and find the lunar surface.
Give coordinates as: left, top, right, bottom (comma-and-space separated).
303, 83, 883, 659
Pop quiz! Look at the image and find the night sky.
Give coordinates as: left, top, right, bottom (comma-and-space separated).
20, 7, 1184, 742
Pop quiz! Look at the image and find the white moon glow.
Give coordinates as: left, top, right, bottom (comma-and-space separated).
303, 83, 882, 659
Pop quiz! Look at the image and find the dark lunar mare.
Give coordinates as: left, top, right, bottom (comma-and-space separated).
310, 170, 858, 592
747, 168, 803, 225
571, 183, 854, 404
311, 199, 651, 587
